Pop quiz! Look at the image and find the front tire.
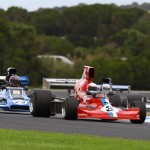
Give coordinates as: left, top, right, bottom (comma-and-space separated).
62, 96, 78, 120
30, 89, 53, 117
130, 101, 146, 124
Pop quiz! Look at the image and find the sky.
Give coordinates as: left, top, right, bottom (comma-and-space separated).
0, 0, 149, 11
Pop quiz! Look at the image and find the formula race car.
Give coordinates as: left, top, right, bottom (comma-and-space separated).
0, 76, 30, 111
30, 66, 146, 124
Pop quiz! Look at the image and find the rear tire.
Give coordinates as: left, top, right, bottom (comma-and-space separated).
62, 96, 78, 120
130, 101, 146, 124
30, 89, 53, 117
127, 94, 146, 103
109, 93, 121, 107
121, 97, 128, 108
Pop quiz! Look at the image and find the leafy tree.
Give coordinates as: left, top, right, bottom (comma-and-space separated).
0, 18, 9, 51
128, 56, 150, 89
37, 58, 75, 84
0, 4, 149, 89
6, 7, 29, 23
124, 29, 147, 56
29, 8, 61, 35
90, 58, 133, 85
109, 29, 147, 56
94, 46, 122, 58
60, 5, 146, 47
133, 13, 150, 34
0, 18, 10, 72
36, 35, 75, 57
0, 9, 6, 19
74, 47, 89, 59
1, 22, 37, 83
109, 29, 130, 47
66, 34, 95, 48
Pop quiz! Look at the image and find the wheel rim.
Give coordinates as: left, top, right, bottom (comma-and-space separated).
29, 101, 33, 113
62, 107, 66, 117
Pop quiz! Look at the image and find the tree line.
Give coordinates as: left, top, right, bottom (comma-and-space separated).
0, 4, 150, 89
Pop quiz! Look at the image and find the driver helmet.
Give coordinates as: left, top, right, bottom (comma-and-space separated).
7, 67, 17, 75
9, 75, 20, 87
87, 83, 99, 92
101, 83, 111, 92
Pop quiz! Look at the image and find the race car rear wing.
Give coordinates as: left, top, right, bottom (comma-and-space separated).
101, 78, 131, 92
42, 78, 130, 92
0, 75, 29, 86
111, 85, 131, 92
0, 76, 6, 84
98, 84, 131, 92
43, 78, 79, 89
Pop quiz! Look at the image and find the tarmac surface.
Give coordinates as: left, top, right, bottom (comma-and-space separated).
0, 110, 150, 140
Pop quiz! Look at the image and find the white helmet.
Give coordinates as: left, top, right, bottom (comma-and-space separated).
87, 83, 99, 92
101, 84, 111, 92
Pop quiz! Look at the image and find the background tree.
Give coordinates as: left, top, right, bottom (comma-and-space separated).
0, 4, 149, 89
29, 8, 61, 35
6, 7, 29, 23
36, 35, 75, 57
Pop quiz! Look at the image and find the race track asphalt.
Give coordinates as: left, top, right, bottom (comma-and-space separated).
0, 90, 150, 140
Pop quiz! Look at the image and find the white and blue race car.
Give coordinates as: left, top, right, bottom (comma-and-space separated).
0, 76, 30, 111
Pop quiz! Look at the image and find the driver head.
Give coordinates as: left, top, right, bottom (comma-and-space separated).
87, 83, 99, 92
9, 75, 20, 87
101, 83, 111, 93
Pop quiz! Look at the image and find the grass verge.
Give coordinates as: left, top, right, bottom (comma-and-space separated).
0, 129, 150, 150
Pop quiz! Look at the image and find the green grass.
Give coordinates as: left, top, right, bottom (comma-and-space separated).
0, 129, 150, 150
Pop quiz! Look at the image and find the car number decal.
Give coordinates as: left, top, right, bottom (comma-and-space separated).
101, 98, 118, 117
13, 100, 26, 104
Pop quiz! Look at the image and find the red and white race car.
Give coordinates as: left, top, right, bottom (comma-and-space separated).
30, 66, 146, 124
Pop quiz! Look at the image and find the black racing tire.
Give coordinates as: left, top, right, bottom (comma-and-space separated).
130, 101, 146, 124
109, 93, 122, 107
29, 89, 53, 117
50, 114, 56, 116
121, 97, 128, 108
62, 96, 78, 120
127, 94, 146, 103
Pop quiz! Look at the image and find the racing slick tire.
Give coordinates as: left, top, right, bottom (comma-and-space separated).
109, 93, 122, 107
62, 96, 78, 120
127, 94, 146, 103
121, 97, 128, 108
130, 101, 146, 124
30, 89, 53, 117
